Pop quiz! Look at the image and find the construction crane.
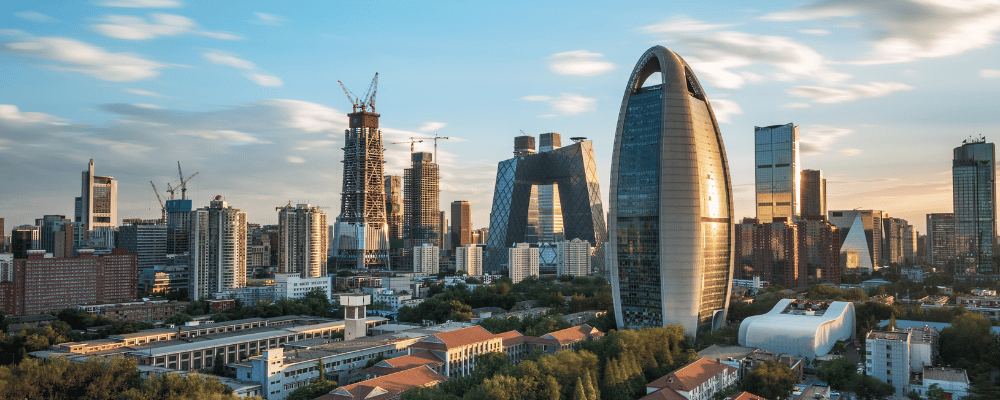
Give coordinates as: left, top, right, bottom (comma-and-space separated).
338, 73, 379, 113
150, 181, 166, 221
391, 138, 424, 154
426, 135, 450, 163
176, 162, 199, 200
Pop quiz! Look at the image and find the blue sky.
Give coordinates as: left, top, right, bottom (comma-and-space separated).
2, 0, 999, 232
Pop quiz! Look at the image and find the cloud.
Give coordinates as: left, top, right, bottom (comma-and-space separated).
125, 88, 167, 97
2, 35, 166, 81
709, 99, 743, 124
178, 129, 269, 144
642, 15, 735, 33
840, 148, 862, 156
521, 93, 596, 116
202, 50, 283, 87
252, 12, 284, 26
418, 122, 447, 132
94, 0, 183, 8
0, 29, 28, 36
92, 13, 241, 40
247, 74, 283, 87
981, 69, 1000, 78
787, 81, 913, 103
548, 50, 615, 76
287, 156, 305, 164
14, 11, 59, 23
799, 125, 852, 154
762, 0, 1000, 64
782, 102, 811, 108
798, 29, 830, 35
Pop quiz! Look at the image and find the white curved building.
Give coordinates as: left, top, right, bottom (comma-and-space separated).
739, 299, 855, 358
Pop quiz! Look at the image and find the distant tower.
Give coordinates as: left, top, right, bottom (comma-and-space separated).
189, 196, 247, 299
953, 138, 997, 274
332, 76, 390, 269
538, 133, 564, 242
384, 175, 404, 242
926, 213, 955, 271
451, 201, 471, 251
800, 169, 826, 219
277, 203, 329, 278
404, 152, 440, 251
75, 159, 118, 228
341, 294, 370, 341
755, 124, 800, 223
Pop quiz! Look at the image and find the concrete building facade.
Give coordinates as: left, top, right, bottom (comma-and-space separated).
189, 196, 248, 300
277, 203, 329, 278
508, 243, 538, 283
75, 159, 118, 229
454, 244, 482, 276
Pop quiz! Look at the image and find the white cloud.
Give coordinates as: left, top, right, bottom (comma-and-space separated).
799, 125, 852, 154
522, 93, 595, 116
709, 99, 743, 124
782, 102, 812, 108
92, 13, 241, 40
762, 0, 1000, 64
840, 148, 862, 156
798, 29, 830, 35
247, 74, 283, 87
131, 103, 162, 109
94, 0, 183, 8
203, 50, 255, 69
787, 81, 913, 103
125, 88, 167, 97
418, 122, 447, 132
981, 69, 1000, 78
0, 29, 28, 36
548, 50, 615, 76
252, 12, 284, 26
14, 11, 59, 23
178, 129, 270, 144
287, 156, 305, 164
2, 35, 166, 81
642, 15, 734, 33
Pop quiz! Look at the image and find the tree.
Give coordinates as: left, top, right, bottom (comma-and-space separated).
741, 361, 797, 400
287, 380, 338, 400
939, 313, 1000, 370
365, 354, 389, 368
210, 354, 226, 376
852, 375, 894, 400
572, 377, 586, 400
925, 383, 945, 400
816, 356, 856, 390
165, 313, 194, 326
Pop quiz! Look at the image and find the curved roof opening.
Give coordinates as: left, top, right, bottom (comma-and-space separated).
639, 72, 662, 89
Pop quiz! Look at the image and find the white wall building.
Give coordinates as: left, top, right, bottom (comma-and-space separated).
373, 288, 413, 311
413, 244, 439, 274
190, 196, 248, 300
277, 203, 328, 278
865, 330, 912, 395
508, 243, 539, 283
912, 367, 969, 399
454, 244, 482, 275
273, 273, 331, 301
738, 299, 855, 358
556, 238, 591, 276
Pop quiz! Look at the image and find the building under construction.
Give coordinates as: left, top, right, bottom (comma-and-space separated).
331, 75, 390, 269
404, 152, 441, 254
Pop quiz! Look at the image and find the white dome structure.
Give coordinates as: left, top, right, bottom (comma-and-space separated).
738, 299, 855, 358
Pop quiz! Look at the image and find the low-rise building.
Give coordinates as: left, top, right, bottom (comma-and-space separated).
911, 366, 969, 400
362, 350, 445, 379
78, 300, 190, 323
409, 326, 503, 379
739, 299, 855, 358
865, 327, 939, 396
533, 324, 604, 353
642, 358, 739, 400
317, 365, 448, 400
274, 273, 331, 301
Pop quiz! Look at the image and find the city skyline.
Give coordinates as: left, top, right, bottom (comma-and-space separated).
2, 1, 1000, 232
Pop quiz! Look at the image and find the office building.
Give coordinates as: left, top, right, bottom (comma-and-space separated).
538, 132, 565, 243
609, 46, 734, 335
331, 104, 390, 269
9, 249, 137, 315
734, 218, 802, 288
800, 169, 826, 218
75, 159, 117, 229
755, 123, 800, 223
556, 238, 591, 277
486, 135, 607, 274
508, 243, 538, 283
413, 244, 439, 275
276, 203, 328, 278
189, 196, 247, 300
165, 198, 193, 255
405, 152, 441, 253
117, 219, 167, 273
385, 175, 404, 243
471, 228, 488, 245
883, 216, 916, 265
454, 244, 482, 275
739, 299, 855, 358
953, 138, 996, 274
450, 201, 471, 250
10, 226, 39, 258
797, 217, 841, 284
828, 210, 883, 272
926, 213, 955, 271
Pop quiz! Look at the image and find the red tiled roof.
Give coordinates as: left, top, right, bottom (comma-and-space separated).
540, 324, 603, 345
317, 366, 448, 400
363, 351, 444, 376
639, 388, 687, 400
647, 358, 737, 393
727, 392, 768, 400
497, 330, 531, 346
414, 326, 498, 350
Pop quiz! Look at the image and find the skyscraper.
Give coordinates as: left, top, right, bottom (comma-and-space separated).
508, 243, 539, 283
117, 219, 167, 273
828, 210, 883, 272
800, 169, 827, 219
733, 219, 801, 288
882, 216, 915, 265
953, 138, 996, 274
538, 132, 565, 243
384, 175, 404, 243
454, 244, 482, 275
797, 217, 841, 284
609, 46, 734, 335
189, 196, 247, 299
277, 203, 329, 278
755, 123, 800, 223
75, 159, 118, 229
450, 201, 471, 251
331, 103, 390, 269
412, 243, 439, 275
165, 199, 192, 255
926, 213, 955, 271
404, 152, 440, 251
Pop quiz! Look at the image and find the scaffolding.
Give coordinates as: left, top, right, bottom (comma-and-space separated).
333, 109, 390, 269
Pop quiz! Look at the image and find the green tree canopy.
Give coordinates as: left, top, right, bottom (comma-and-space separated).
741, 361, 797, 400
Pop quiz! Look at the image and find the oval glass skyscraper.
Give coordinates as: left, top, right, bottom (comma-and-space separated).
609, 46, 734, 336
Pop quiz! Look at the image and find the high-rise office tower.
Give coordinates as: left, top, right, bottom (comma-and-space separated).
486, 135, 607, 274
331, 103, 390, 269
165, 199, 192, 255
404, 152, 440, 251
454, 244, 482, 276
926, 213, 955, 271
755, 123, 800, 223
451, 201, 471, 251
828, 210, 883, 272
733, 219, 801, 288
189, 196, 247, 299
276, 203, 328, 278
538, 132, 565, 243
412, 243, 439, 275
508, 243, 539, 283
800, 170, 826, 219
117, 219, 168, 273
953, 138, 996, 274
384, 175, 404, 243
75, 159, 118, 228
609, 46, 734, 335
797, 217, 841, 284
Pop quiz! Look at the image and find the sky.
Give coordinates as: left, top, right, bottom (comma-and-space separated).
1, 0, 999, 233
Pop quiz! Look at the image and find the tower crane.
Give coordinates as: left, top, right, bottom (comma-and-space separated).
150, 181, 166, 221
176, 162, 199, 200
338, 73, 379, 113
392, 135, 452, 162
391, 138, 424, 154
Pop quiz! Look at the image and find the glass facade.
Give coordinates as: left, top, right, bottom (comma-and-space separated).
953, 140, 996, 274
755, 123, 799, 223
